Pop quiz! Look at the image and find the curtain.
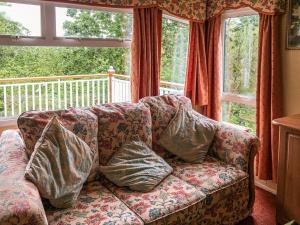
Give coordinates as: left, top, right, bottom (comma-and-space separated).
202, 16, 222, 121
185, 22, 208, 111
131, 7, 162, 103
256, 14, 282, 181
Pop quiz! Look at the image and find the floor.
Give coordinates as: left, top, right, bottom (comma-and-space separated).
238, 187, 276, 225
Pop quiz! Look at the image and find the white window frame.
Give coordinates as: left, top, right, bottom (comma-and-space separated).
0, 0, 132, 47
221, 7, 258, 122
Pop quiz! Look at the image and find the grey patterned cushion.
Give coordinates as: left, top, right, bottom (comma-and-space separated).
25, 117, 95, 209
159, 105, 217, 163
99, 140, 173, 192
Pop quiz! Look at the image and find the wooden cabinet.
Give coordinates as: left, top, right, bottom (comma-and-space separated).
273, 115, 300, 224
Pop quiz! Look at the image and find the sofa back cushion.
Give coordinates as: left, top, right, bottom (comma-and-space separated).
139, 94, 192, 157
17, 108, 99, 182
90, 103, 152, 165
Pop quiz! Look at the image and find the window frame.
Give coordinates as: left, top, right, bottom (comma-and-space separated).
221, 7, 258, 119
0, 0, 132, 47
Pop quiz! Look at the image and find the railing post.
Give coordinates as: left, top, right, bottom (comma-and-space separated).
107, 66, 115, 103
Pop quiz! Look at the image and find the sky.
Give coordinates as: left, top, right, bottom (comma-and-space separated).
0, 2, 69, 36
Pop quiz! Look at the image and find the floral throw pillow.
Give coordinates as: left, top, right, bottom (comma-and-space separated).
90, 103, 152, 165
159, 105, 217, 163
17, 108, 99, 182
25, 117, 95, 209
100, 140, 173, 192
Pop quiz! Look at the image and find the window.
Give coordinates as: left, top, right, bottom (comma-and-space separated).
221, 8, 259, 133
0, 2, 41, 36
160, 14, 189, 95
56, 7, 132, 39
0, 1, 132, 120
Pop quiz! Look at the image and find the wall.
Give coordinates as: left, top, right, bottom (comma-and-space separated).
281, 14, 300, 116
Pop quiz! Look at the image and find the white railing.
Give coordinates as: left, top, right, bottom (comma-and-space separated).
0, 71, 184, 119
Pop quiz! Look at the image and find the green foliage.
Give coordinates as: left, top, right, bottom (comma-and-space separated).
161, 18, 189, 84
0, 6, 29, 36
222, 15, 259, 132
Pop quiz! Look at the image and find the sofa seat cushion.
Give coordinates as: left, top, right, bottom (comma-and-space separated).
45, 181, 144, 225
103, 175, 206, 225
167, 156, 248, 197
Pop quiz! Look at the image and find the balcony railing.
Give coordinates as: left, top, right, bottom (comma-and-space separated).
0, 69, 184, 119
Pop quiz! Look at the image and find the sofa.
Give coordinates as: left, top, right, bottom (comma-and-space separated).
0, 94, 259, 225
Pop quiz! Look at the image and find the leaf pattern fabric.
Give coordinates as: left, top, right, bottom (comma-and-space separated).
17, 108, 99, 182
25, 117, 95, 209
90, 103, 152, 165
45, 181, 144, 225
102, 175, 206, 225
0, 130, 48, 225
139, 94, 193, 158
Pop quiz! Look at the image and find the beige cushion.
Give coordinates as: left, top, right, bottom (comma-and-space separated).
159, 106, 216, 163
25, 117, 95, 209
100, 140, 173, 192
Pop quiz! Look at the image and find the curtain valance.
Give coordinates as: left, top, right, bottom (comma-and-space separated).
206, 0, 286, 19
42, 0, 207, 22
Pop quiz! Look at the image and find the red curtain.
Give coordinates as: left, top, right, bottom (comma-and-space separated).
185, 22, 208, 111
131, 7, 162, 103
203, 16, 222, 121
256, 14, 282, 181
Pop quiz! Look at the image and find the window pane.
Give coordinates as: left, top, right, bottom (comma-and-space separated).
56, 7, 132, 39
160, 16, 189, 94
0, 2, 41, 36
223, 15, 258, 97
0, 46, 130, 118
222, 101, 256, 133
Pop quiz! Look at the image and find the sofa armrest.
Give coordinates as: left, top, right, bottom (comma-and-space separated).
0, 130, 48, 225
211, 122, 259, 173
210, 122, 259, 210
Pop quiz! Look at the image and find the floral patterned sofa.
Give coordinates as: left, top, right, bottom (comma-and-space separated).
0, 95, 259, 225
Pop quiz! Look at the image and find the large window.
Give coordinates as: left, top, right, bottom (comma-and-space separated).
221, 9, 259, 132
160, 15, 189, 94
0, 1, 132, 119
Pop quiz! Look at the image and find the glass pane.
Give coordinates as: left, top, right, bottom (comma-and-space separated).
56, 7, 132, 39
0, 46, 131, 118
222, 101, 256, 133
160, 16, 189, 94
0, 46, 130, 77
223, 15, 259, 97
0, 2, 41, 36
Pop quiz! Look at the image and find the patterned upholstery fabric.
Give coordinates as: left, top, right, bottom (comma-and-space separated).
167, 156, 251, 224
25, 117, 95, 209
103, 175, 206, 225
0, 130, 48, 225
199, 179, 250, 225
167, 156, 248, 196
139, 94, 192, 157
206, 0, 286, 19
17, 108, 99, 182
90, 103, 152, 165
211, 122, 260, 172
100, 140, 173, 192
46, 181, 144, 225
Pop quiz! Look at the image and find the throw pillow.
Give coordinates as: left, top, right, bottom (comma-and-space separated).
159, 105, 217, 163
18, 108, 99, 182
99, 140, 173, 192
25, 116, 95, 209
139, 94, 192, 157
